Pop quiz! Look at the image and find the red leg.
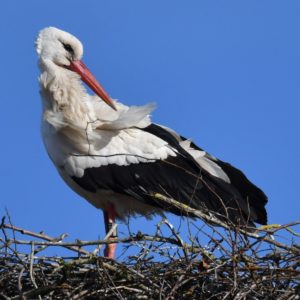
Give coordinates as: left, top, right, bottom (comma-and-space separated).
103, 204, 117, 259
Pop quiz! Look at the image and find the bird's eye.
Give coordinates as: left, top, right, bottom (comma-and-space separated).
62, 43, 74, 54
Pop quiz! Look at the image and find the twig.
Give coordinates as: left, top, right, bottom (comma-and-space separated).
2, 223, 89, 255
152, 193, 300, 253
92, 223, 118, 255
29, 242, 38, 289
1, 216, 299, 299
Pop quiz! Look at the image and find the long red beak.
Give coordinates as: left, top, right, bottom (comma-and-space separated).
67, 60, 117, 111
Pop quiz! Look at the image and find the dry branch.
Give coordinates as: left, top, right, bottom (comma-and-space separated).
0, 205, 299, 299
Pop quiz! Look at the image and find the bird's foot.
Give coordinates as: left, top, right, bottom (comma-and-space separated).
103, 204, 117, 259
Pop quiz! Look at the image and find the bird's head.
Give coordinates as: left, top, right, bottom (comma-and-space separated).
36, 27, 116, 111
36, 26, 83, 66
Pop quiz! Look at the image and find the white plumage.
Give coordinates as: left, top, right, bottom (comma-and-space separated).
36, 27, 268, 258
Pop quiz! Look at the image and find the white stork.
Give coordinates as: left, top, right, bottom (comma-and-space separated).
36, 27, 268, 258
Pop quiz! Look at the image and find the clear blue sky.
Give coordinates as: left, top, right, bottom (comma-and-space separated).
1, 1, 299, 255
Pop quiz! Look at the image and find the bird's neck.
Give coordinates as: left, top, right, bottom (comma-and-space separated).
39, 61, 90, 128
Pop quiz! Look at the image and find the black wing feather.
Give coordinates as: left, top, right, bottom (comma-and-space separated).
188, 139, 268, 224
72, 124, 268, 226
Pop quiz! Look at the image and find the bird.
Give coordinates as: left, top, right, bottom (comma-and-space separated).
36, 27, 268, 258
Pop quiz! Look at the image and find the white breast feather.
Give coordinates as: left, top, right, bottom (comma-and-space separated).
43, 97, 177, 178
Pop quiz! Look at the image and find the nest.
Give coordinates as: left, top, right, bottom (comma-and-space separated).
1, 199, 300, 299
